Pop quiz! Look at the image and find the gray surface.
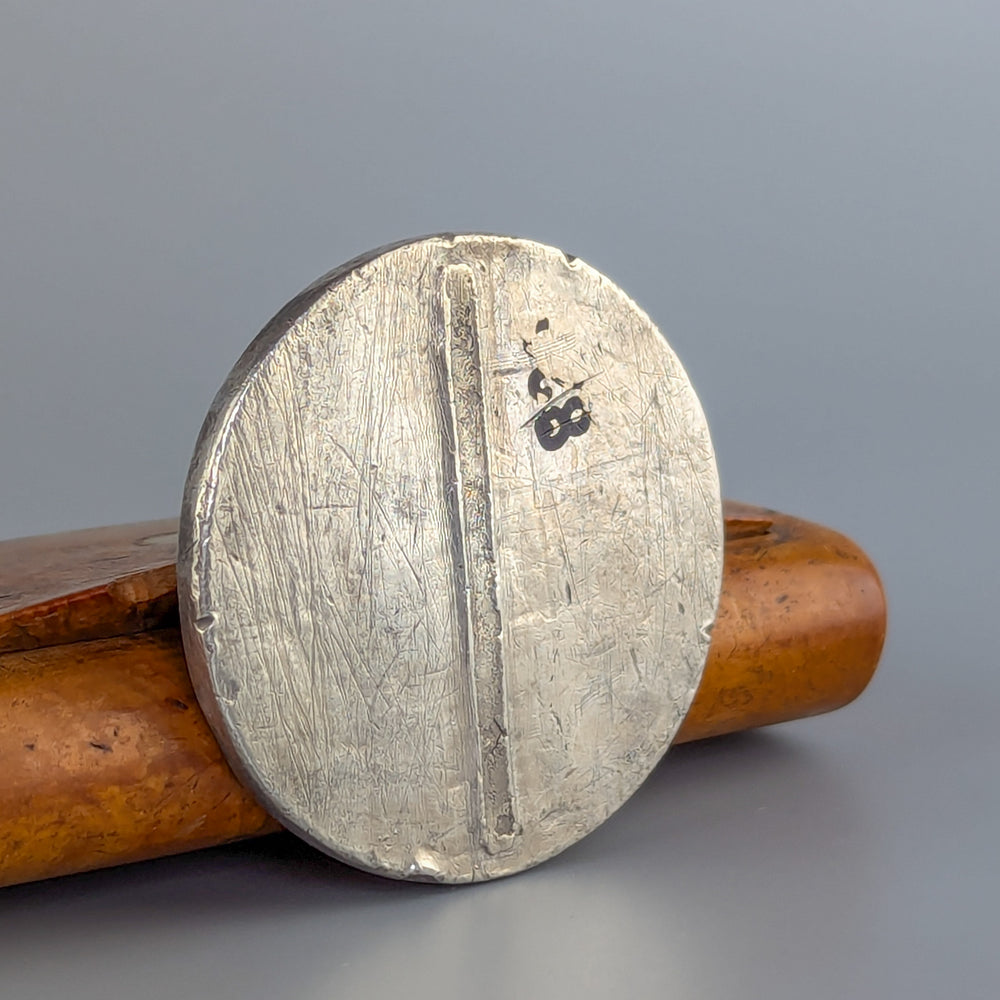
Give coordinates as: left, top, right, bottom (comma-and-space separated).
0, 1, 996, 997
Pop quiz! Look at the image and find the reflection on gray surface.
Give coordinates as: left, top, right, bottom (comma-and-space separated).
3, 690, 998, 999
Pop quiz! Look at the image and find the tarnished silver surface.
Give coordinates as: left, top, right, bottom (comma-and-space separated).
178, 234, 722, 882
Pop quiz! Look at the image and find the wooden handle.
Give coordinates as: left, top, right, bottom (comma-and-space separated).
0, 502, 885, 887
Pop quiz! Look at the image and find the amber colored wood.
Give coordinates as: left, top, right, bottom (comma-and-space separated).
0, 503, 885, 887
677, 502, 886, 742
0, 520, 178, 654
0, 631, 280, 888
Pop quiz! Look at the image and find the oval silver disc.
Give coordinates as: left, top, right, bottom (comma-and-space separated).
179, 234, 722, 882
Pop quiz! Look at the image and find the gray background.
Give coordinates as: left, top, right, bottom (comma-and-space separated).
0, 1, 996, 997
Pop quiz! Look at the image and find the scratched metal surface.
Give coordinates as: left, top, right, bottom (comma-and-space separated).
178, 234, 722, 882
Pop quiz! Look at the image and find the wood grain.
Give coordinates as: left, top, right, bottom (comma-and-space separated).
0, 501, 885, 887
0, 520, 178, 654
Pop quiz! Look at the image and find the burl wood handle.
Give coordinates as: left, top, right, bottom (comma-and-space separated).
0, 502, 885, 887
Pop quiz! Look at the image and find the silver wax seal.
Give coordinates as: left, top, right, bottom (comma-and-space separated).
178, 234, 722, 882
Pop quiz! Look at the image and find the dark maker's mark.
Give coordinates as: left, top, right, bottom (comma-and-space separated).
440, 265, 517, 855
526, 319, 592, 451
